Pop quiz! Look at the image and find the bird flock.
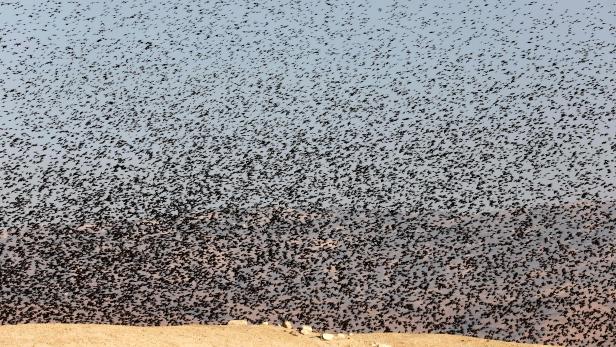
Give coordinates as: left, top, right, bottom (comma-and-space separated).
1, 0, 615, 346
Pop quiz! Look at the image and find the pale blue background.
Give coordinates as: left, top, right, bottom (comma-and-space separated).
1, 0, 615, 224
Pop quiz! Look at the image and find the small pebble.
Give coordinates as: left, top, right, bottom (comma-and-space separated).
322, 333, 335, 341
227, 319, 248, 326
300, 325, 313, 335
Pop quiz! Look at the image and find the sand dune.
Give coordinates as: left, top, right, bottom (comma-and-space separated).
0, 324, 556, 347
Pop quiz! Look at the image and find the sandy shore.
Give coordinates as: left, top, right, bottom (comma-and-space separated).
0, 324, 556, 347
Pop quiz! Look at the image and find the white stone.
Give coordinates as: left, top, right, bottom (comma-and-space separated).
322, 333, 335, 341
300, 325, 313, 335
227, 319, 248, 326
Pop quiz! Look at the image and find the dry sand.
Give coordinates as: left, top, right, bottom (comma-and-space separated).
0, 324, 556, 347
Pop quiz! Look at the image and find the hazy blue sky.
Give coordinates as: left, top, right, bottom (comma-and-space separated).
1, 0, 615, 224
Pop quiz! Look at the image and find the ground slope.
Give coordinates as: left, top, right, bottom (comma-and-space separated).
0, 324, 556, 347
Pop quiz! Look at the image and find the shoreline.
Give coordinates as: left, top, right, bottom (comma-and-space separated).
0, 323, 557, 347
